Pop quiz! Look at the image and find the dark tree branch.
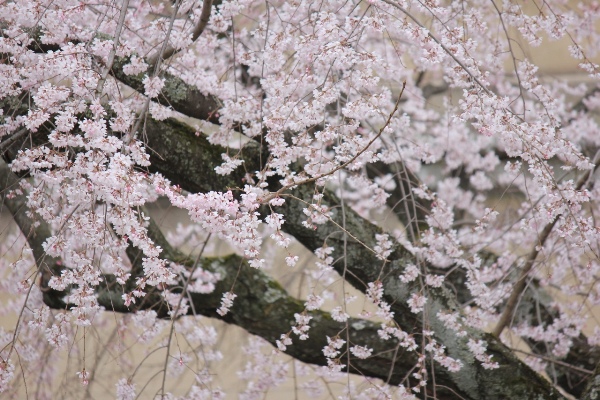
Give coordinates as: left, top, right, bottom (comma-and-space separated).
139, 116, 565, 399
0, 105, 566, 397
0, 31, 575, 397
0, 161, 67, 309
146, 0, 214, 67
91, 44, 600, 399
0, 159, 434, 395
581, 357, 600, 400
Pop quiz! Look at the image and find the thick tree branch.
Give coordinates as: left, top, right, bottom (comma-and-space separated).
0, 160, 67, 309
0, 33, 574, 397
125, 211, 428, 392
581, 358, 600, 400
110, 54, 223, 126
0, 160, 431, 394
138, 116, 565, 399
0, 107, 565, 397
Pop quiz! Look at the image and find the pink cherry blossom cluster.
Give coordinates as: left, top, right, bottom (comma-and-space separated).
1, 0, 600, 397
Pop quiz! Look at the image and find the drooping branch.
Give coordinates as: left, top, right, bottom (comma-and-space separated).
0, 160, 66, 309
0, 159, 427, 393
0, 32, 573, 398
138, 116, 565, 399
366, 134, 600, 396
146, 0, 214, 67
0, 102, 565, 397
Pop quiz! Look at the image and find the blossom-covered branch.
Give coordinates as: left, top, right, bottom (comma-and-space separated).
0, 94, 564, 397
0, 159, 425, 392
2, 0, 600, 397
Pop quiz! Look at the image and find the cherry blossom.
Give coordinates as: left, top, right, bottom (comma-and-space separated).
0, 0, 600, 397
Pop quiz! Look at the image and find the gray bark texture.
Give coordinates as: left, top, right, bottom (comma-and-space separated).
1, 40, 595, 399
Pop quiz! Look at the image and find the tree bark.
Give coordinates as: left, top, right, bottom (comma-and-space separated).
139, 116, 563, 399
0, 41, 573, 399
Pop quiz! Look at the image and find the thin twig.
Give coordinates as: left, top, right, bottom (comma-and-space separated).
511, 348, 594, 375
264, 81, 406, 203
96, 0, 130, 95
159, 231, 211, 398
379, 0, 492, 96
493, 152, 600, 336
492, 219, 557, 337
129, 0, 184, 143
489, 0, 527, 116
0, 128, 28, 154
146, 0, 213, 67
